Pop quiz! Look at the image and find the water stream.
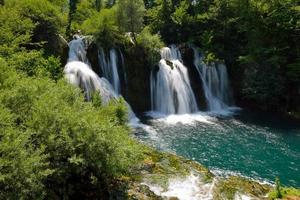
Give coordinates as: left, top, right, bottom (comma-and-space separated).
193, 47, 233, 112
150, 46, 198, 114
98, 48, 122, 94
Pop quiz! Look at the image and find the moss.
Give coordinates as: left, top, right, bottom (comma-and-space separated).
112, 147, 294, 200
268, 187, 300, 200
127, 184, 163, 200
213, 176, 271, 200
184, 160, 214, 182
129, 148, 215, 192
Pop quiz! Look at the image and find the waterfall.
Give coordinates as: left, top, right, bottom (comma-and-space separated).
64, 61, 117, 103
98, 48, 122, 94
192, 48, 233, 111
119, 49, 128, 87
68, 37, 90, 65
150, 46, 198, 115
64, 37, 138, 122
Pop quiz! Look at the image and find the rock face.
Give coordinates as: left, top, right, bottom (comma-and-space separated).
180, 45, 207, 110
124, 45, 152, 112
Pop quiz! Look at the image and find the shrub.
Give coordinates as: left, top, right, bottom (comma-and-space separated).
136, 27, 165, 66
7, 50, 62, 79
81, 7, 124, 48
0, 59, 144, 198
4, 0, 67, 55
0, 7, 34, 56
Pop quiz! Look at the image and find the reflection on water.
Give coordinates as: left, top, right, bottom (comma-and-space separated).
135, 110, 300, 187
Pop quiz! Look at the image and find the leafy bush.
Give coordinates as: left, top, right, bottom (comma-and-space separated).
72, 0, 98, 30
137, 27, 165, 66
0, 7, 34, 56
7, 50, 62, 79
80, 7, 124, 48
4, 0, 67, 55
0, 59, 144, 198
0, 61, 52, 199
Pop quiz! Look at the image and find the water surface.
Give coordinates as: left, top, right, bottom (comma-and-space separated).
135, 110, 300, 187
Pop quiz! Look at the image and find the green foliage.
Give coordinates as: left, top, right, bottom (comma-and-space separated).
72, 0, 98, 30
275, 177, 283, 198
0, 61, 52, 199
0, 2, 64, 79
81, 7, 123, 47
0, 59, 144, 198
7, 50, 62, 79
0, 7, 34, 56
241, 62, 285, 108
5, 0, 67, 54
268, 185, 300, 199
137, 27, 165, 66
116, 0, 146, 42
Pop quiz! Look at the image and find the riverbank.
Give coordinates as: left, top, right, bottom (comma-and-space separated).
110, 147, 300, 200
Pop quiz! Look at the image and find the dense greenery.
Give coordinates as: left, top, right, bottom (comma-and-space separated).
0, 0, 299, 198
0, 0, 144, 198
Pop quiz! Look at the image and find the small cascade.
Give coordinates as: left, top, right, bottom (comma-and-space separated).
64, 37, 138, 122
64, 61, 117, 103
150, 46, 198, 115
68, 37, 90, 65
119, 49, 128, 87
98, 48, 122, 94
193, 48, 233, 112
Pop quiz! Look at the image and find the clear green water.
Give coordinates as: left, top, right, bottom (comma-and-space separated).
135, 110, 300, 187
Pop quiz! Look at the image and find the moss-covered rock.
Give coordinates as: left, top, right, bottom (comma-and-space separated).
213, 176, 271, 200
108, 147, 300, 200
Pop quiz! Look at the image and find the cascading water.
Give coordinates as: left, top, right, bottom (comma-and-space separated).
64, 37, 138, 121
64, 61, 117, 103
98, 48, 121, 94
150, 46, 198, 115
193, 48, 233, 112
119, 49, 128, 87
68, 37, 90, 65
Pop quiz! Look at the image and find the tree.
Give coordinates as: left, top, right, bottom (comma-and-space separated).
95, 0, 101, 11
66, 0, 79, 37
117, 0, 145, 43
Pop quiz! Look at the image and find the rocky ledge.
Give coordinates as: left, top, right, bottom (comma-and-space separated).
110, 148, 300, 200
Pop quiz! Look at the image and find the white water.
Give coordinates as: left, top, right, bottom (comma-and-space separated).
68, 38, 90, 65
64, 38, 140, 124
98, 48, 121, 94
64, 61, 118, 104
119, 49, 128, 87
193, 48, 233, 112
143, 173, 215, 200
150, 46, 198, 115
146, 111, 216, 125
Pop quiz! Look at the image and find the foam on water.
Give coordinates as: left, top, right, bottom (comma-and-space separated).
211, 168, 274, 186
234, 192, 255, 200
143, 173, 215, 200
